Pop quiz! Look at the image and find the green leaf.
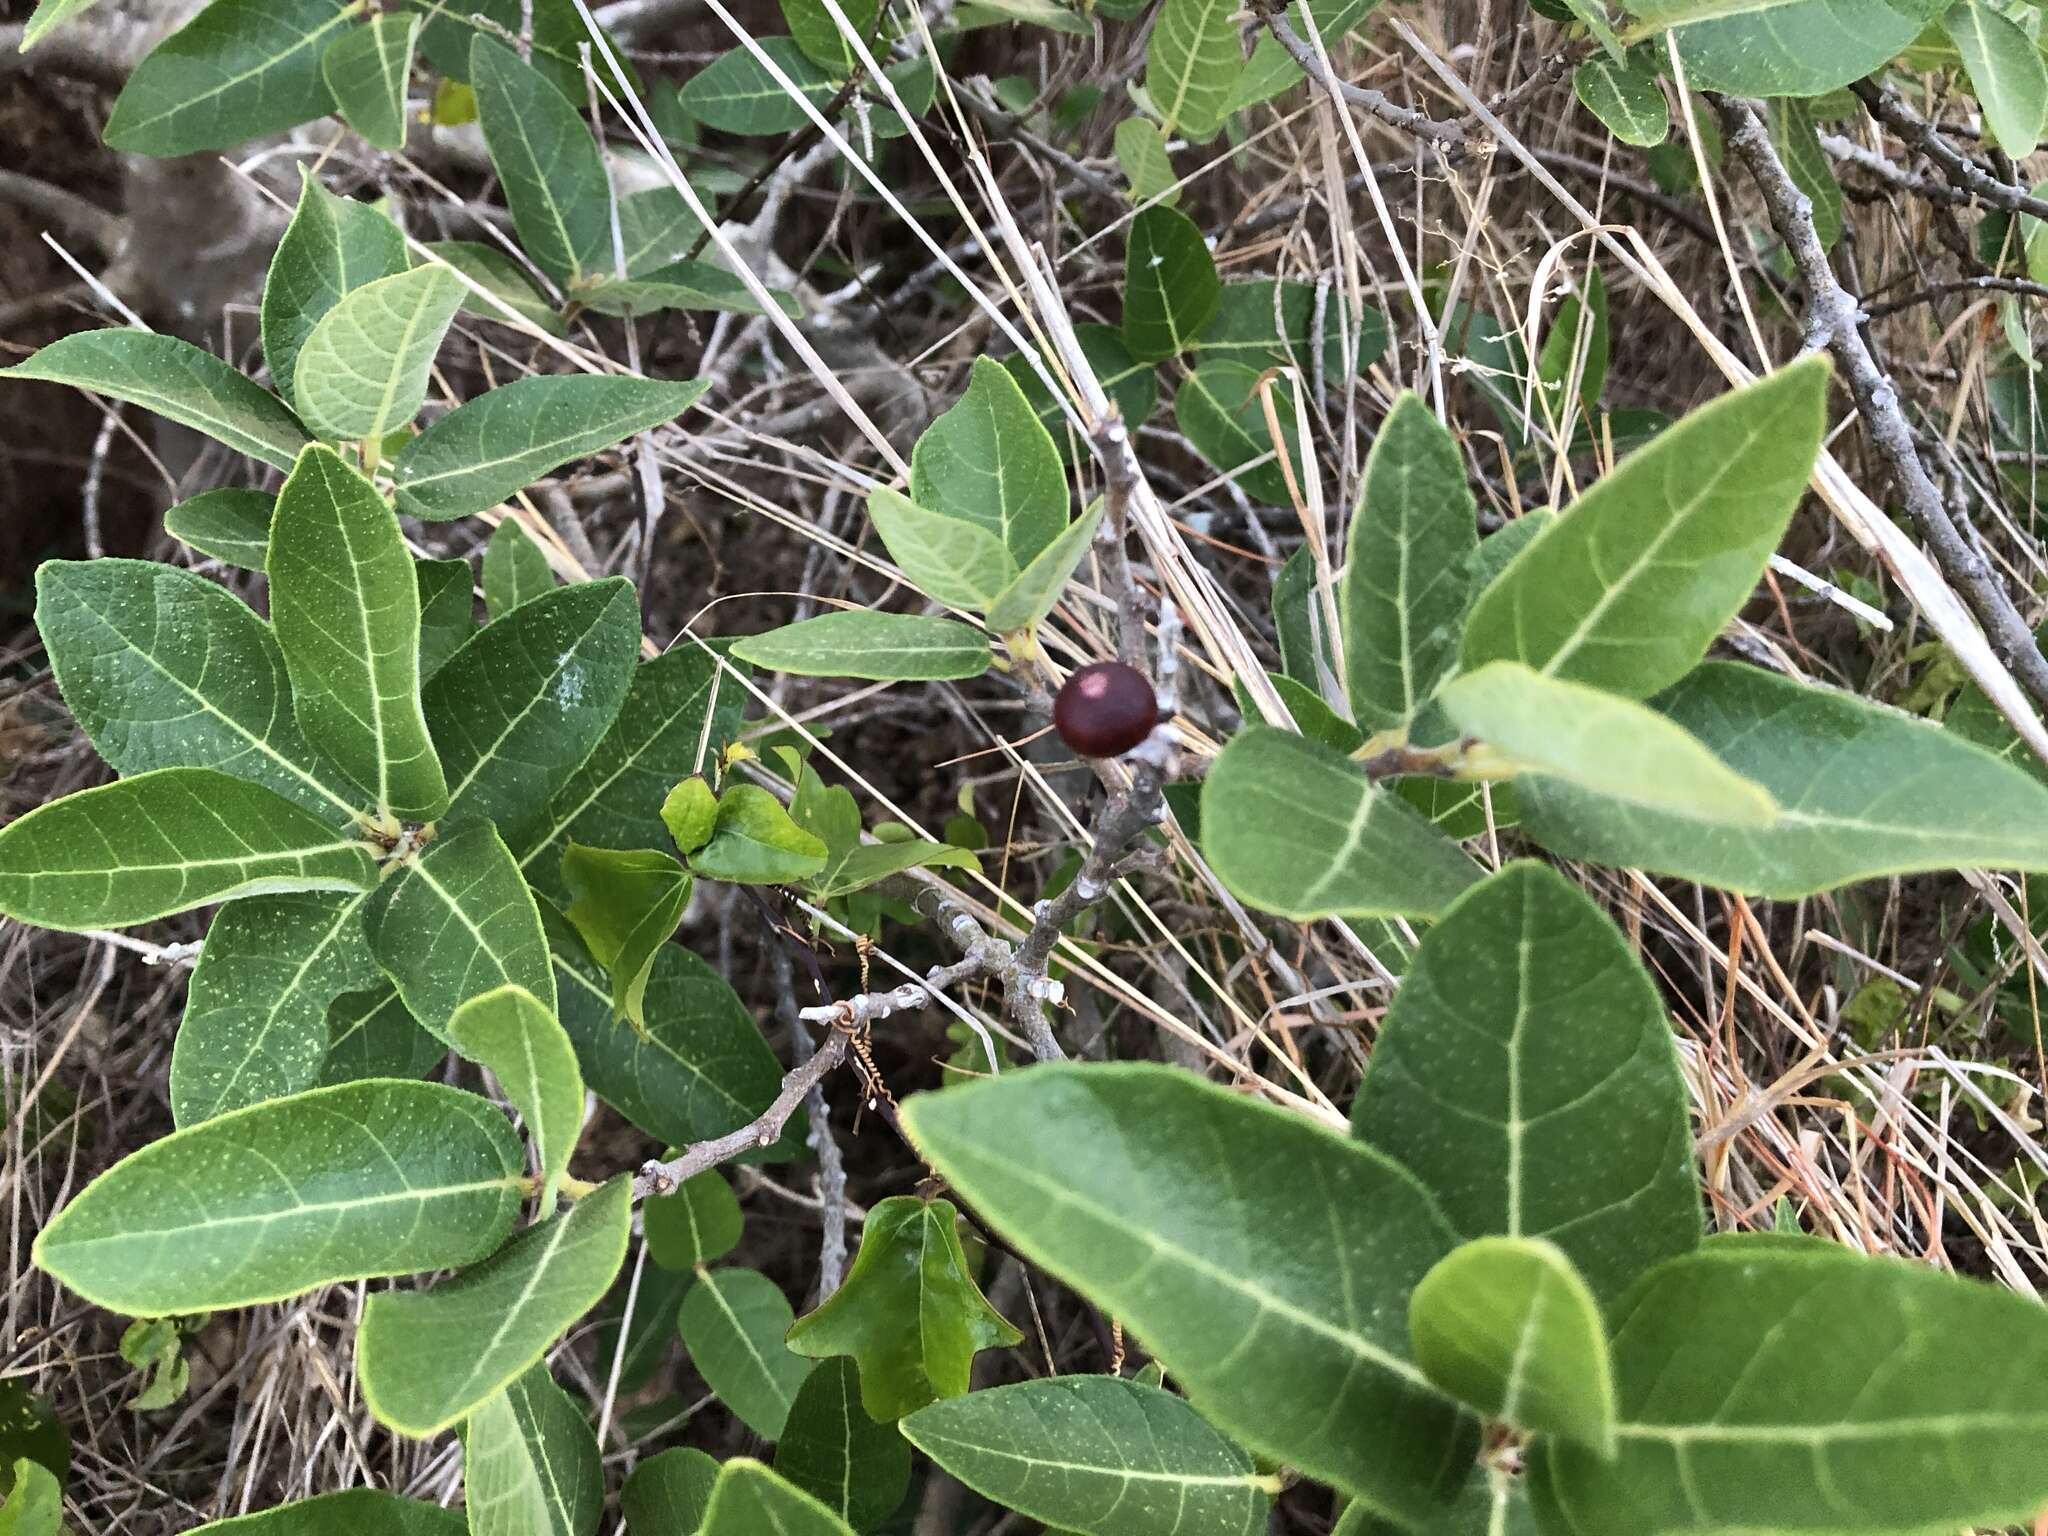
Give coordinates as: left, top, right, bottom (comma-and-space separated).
781, 0, 881, 72
482, 519, 557, 621
911, 357, 1070, 567
1190, 277, 1386, 378
901, 1376, 1276, 1536
426, 578, 641, 830
560, 845, 689, 1026
1941, 0, 2039, 154
359, 1175, 631, 1436
1146, 0, 1242, 141
1461, 356, 1827, 698
164, 489, 275, 571
700, 1460, 855, 1536
1122, 206, 1221, 362
33, 1079, 524, 1314
1003, 325, 1160, 461
680, 1268, 816, 1439
514, 645, 745, 899
411, 0, 606, 104
394, 376, 708, 521
1621, 0, 1951, 97
1520, 660, 2048, 896
679, 38, 931, 138
0, 1460, 58, 1536
270, 446, 448, 823
613, 185, 712, 277
1438, 661, 1777, 827
866, 486, 1018, 610
1352, 861, 1702, 1301
104, 0, 353, 155
415, 557, 476, 680
660, 777, 719, 858
421, 241, 564, 335
321, 984, 446, 1085
366, 821, 555, 1045
448, 984, 584, 1207
644, 1170, 743, 1270
292, 266, 465, 444
1343, 392, 1476, 731
185, 1492, 463, 1535
1535, 266, 1609, 418
1768, 98, 1842, 252
577, 260, 797, 320
551, 932, 798, 1154
1572, 50, 1668, 146
985, 500, 1106, 635
1409, 1237, 1615, 1451
775, 1357, 913, 1533
19, 0, 104, 51
621, 1449, 719, 1534
732, 613, 991, 681
1114, 115, 1179, 206
2, 331, 309, 472
686, 784, 830, 884
471, 34, 614, 287
462, 1364, 602, 1536
34, 559, 363, 823
0, 769, 375, 933
1200, 729, 1479, 920
323, 12, 420, 153
169, 890, 378, 1125
1339, 1469, 1534, 1536
903, 1064, 1480, 1527
1175, 360, 1302, 506
787, 1196, 1022, 1420
1535, 1238, 2048, 1534
263, 173, 410, 417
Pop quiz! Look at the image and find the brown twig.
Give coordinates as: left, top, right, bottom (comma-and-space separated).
1717, 95, 2048, 718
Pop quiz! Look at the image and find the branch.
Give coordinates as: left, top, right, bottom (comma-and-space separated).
1255, 7, 1472, 157
1716, 96, 2048, 717
1862, 274, 2048, 321
0, 170, 124, 256
1849, 78, 2048, 224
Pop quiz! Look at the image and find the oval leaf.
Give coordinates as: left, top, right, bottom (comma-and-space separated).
262, 173, 410, 417
910, 357, 1070, 567
394, 375, 707, 521
865, 486, 1018, 611
1409, 1236, 1616, 1452
1200, 728, 1480, 921
33, 1079, 524, 1314
1353, 861, 1702, 1301
984, 499, 1106, 635
164, 489, 276, 572
902, 1063, 1480, 1528
471, 34, 614, 287
1460, 356, 1827, 699
293, 266, 465, 444
700, 1460, 855, 1536
461, 1364, 603, 1536
902, 1376, 1277, 1536
0, 768, 375, 933
359, 1175, 631, 1436
775, 1357, 913, 1532
680, 1268, 816, 1440
271, 445, 448, 822
448, 984, 584, 1207
322, 12, 419, 153
732, 613, 992, 681
1123, 206, 1221, 362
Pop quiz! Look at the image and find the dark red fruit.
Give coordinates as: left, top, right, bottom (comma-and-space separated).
1054, 661, 1158, 758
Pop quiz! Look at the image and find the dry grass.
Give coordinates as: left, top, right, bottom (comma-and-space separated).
4, 0, 2048, 1528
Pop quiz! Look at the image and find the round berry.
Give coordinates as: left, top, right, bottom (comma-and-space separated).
1054, 661, 1158, 758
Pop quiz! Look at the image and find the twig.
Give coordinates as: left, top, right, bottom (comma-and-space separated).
1716, 96, 2048, 718
1862, 274, 2048, 320
770, 941, 849, 1298
632, 1029, 851, 1198
1255, 6, 1472, 158
1850, 79, 2048, 225
0, 170, 124, 256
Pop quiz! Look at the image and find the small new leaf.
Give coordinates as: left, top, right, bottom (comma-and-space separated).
559, 844, 690, 1026
447, 985, 585, 1208
787, 1196, 1023, 1421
